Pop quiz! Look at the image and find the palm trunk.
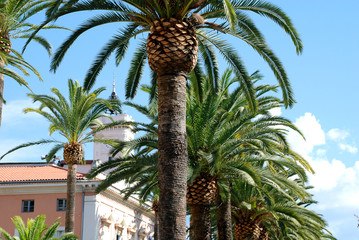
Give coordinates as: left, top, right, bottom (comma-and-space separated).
65, 163, 77, 233
217, 189, 233, 240
190, 204, 211, 240
0, 31, 11, 127
0, 60, 4, 126
157, 73, 187, 240
154, 210, 159, 240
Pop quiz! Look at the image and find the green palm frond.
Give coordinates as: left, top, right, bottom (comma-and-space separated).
37, 0, 301, 109
1, 79, 121, 162
0, 215, 78, 240
125, 40, 148, 98
0, 139, 60, 160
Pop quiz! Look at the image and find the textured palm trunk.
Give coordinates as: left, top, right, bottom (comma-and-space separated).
157, 73, 188, 240
65, 163, 77, 233
0, 60, 4, 126
190, 204, 211, 240
216, 191, 233, 240
152, 200, 159, 240
147, 17, 197, 240
154, 210, 159, 240
0, 32, 10, 127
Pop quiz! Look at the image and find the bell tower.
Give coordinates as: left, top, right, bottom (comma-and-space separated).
92, 76, 134, 164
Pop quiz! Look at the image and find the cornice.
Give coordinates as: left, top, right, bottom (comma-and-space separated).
99, 187, 154, 220
0, 180, 100, 195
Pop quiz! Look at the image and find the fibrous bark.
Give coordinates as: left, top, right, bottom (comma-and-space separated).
157, 73, 188, 240
0, 32, 11, 126
217, 192, 233, 240
147, 17, 198, 240
65, 163, 77, 233
0, 61, 4, 127
190, 204, 211, 240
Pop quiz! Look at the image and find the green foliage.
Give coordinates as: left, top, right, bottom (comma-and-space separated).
0, 79, 121, 161
87, 70, 335, 239
33, 0, 302, 109
0, 215, 77, 240
0, 0, 69, 100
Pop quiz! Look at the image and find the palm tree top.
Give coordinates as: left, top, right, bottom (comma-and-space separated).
33, 0, 303, 109
0, 79, 121, 161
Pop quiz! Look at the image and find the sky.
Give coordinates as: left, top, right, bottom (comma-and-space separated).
1, 0, 359, 239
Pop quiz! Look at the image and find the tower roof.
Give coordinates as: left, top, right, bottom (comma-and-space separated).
107, 72, 119, 115
109, 72, 118, 100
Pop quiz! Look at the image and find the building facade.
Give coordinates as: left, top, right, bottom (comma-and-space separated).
0, 92, 154, 240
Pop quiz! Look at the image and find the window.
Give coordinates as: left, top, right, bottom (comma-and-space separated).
57, 199, 66, 211
55, 227, 65, 238
22, 200, 34, 212
116, 229, 123, 240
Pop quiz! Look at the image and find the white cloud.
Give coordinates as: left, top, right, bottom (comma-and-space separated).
315, 148, 327, 157
339, 143, 358, 154
287, 112, 326, 157
269, 107, 281, 117
310, 160, 359, 209
286, 112, 359, 210
327, 128, 350, 142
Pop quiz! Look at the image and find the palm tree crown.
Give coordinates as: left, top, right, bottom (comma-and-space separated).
1, 79, 121, 233
43, 0, 302, 108
37, 1, 304, 238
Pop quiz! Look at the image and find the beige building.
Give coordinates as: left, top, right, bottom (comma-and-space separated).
0, 85, 154, 240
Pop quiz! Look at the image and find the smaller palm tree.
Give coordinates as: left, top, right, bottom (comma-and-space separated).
0, 79, 120, 233
0, 215, 77, 240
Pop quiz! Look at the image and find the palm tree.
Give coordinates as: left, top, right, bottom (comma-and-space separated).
0, 215, 77, 240
0, 0, 68, 126
185, 72, 313, 240
0, 79, 121, 233
88, 74, 309, 240
231, 179, 336, 240
30, 2, 302, 237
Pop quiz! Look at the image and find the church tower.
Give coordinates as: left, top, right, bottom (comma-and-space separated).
92, 77, 134, 164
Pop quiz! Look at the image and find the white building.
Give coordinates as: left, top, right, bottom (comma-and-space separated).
0, 82, 154, 240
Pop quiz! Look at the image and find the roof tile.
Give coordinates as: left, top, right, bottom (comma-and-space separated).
0, 165, 86, 183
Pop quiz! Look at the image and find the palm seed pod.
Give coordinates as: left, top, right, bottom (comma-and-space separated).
63, 142, 83, 165
258, 227, 269, 240
234, 218, 261, 240
152, 199, 159, 212
0, 32, 11, 55
186, 176, 217, 206
147, 17, 198, 75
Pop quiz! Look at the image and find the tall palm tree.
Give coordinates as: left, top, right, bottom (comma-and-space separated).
0, 79, 121, 233
29, 2, 302, 237
88, 74, 309, 240
0, 0, 67, 126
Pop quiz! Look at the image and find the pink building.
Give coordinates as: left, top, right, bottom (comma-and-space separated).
0, 162, 154, 240
0, 86, 154, 239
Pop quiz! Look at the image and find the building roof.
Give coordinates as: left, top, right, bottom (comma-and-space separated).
0, 164, 86, 183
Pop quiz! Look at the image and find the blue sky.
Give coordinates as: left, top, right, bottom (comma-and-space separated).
1, 0, 359, 239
